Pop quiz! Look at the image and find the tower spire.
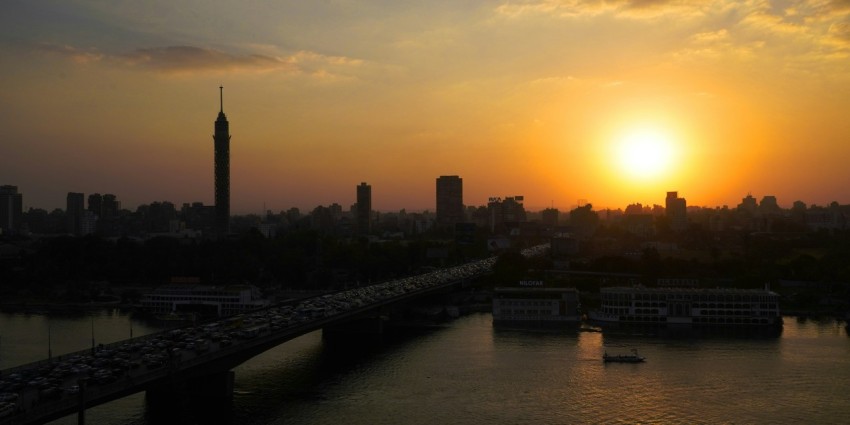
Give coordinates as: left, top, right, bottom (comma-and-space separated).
214, 85, 231, 237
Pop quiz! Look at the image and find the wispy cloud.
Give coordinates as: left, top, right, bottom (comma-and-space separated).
120, 46, 295, 74
494, 0, 704, 20
35, 43, 104, 64
34, 43, 363, 78
672, 28, 764, 62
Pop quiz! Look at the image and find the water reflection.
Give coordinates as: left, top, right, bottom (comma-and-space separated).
3, 312, 849, 425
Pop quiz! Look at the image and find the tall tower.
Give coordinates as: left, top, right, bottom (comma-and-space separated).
214, 86, 231, 236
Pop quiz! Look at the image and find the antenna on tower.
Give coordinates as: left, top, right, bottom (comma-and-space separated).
219, 85, 223, 112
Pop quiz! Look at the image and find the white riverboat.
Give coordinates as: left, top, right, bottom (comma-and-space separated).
141, 283, 270, 317
492, 284, 581, 326
588, 286, 781, 327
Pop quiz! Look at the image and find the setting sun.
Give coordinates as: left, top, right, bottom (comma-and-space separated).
616, 128, 676, 180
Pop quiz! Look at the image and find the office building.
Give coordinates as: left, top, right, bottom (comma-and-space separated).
666, 191, 687, 232
436, 175, 464, 226
0, 185, 23, 235
67, 192, 85, 235
541, 207, 559, 227
356, 182, 371, 235
88, 193, 103, 217
102, 194, 120, 219
487, 196, 526, 232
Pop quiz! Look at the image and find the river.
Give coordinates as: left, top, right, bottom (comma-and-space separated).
1, 310, 849, 424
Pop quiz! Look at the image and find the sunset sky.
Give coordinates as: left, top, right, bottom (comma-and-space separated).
2, 1, 849, 214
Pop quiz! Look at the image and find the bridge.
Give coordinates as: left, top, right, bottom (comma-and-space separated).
0, 245, 547, 424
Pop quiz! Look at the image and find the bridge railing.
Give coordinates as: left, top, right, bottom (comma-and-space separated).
1, 245, 550, 423
0, 325, 173, 376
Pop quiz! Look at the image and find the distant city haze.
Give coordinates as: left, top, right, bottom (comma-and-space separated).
2, 2, 850, 213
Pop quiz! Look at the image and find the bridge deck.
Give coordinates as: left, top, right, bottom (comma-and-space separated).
0, 245, 547, 425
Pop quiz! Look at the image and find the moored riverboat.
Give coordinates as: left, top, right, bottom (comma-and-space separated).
589, 286, 782, 327
492, 284, 581, 327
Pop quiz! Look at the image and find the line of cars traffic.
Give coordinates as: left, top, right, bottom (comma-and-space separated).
0, 245, 548, 421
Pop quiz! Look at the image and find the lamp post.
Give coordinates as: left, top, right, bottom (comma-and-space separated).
90, 315, 95, 354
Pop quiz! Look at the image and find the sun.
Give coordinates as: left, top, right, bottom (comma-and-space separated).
615, 128, 675, 179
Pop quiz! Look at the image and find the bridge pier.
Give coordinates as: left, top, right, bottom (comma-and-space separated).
323, 314, 386, 336
77, 378, 88, 425
147, 370, 235, 406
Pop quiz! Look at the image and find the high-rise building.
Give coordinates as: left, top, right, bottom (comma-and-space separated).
541, 207, 559, 227
0, 185, 23, 235
214, 86, 231, 236
759, 195, 781, 215
356, 182, 371, 235
88, 193, 103, 217
487, 196, 526, 233
436, 175, 463, 226
67, 192, 85, 235
738, 193, 757, 214
102, 194, 120, 219
665, 191, 687, 232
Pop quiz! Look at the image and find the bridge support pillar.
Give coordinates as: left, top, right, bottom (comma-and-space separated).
147, 370, 235, 406
324, 314, 385, 336
190, 370, 235, 400
77, 378, 88, 425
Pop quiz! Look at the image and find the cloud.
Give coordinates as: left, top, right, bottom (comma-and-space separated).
671, 27, 765, 62
35, 43, 104, 64
494, 0, 703, 20
34, 43, 363, 78
120, 46, 294, 74
829, 21, 850, 39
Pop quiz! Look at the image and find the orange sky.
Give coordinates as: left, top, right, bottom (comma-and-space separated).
2, 1, 849, 214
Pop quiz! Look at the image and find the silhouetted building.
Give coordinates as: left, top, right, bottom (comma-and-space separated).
666, 191, 687, 232
88, 193, 103, 217
181, 202, 216, 234
487, 196, 526, 233
80, 210, 98, 236
66, 192, 85, 235
102, 194, 120, 219
0, 185, 23, 235
805, 203, 847, 231
312, 205, 337, 234
539, 208, 558, 228
569, 204, 598, 239
759, 195, 781, 215
436, 175, 464, 226
738, 193, 757, 214
214, 86, 231, 236
356, 182, 371, 235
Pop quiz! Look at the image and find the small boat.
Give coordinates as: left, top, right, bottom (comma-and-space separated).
603, 348, 646, 363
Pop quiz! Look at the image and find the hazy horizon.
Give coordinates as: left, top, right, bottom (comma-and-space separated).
3, 1, 849, 214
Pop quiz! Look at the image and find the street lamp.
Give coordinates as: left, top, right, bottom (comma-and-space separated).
90, 315, 95, 354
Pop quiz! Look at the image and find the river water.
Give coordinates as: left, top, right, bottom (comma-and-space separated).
1, 310, 849, 424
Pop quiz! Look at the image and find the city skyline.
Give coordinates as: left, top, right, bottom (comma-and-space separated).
3, 184, 844, 218
3, 2, 850, 214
